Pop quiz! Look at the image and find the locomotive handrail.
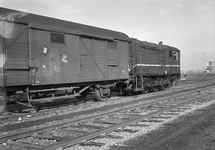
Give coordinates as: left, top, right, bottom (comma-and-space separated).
133, 75, 145, 91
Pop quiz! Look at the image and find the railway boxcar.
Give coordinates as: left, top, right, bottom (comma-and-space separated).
128, 38, 180, 92
0, 7, 130, 108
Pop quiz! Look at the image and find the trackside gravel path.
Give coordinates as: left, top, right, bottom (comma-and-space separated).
110, 100, 215, 150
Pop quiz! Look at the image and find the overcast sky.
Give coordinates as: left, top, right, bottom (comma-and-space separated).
1, 0, 215, 71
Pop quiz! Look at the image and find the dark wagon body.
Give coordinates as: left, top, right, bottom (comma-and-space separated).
0, 7, 130, 104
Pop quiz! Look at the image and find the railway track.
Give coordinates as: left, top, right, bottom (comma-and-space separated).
0, 81, 214, 126
0, 85, 215, 150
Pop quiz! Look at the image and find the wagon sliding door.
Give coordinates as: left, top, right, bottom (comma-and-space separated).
3, 22, 30, 86
79, 37, 129, 81
79, 37, 106, 81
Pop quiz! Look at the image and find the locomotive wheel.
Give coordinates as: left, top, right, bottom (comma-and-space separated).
125, 90, 132, 96
95, 88, 110, 101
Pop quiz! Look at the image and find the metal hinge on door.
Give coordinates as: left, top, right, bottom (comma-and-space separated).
29, 66, 38, 84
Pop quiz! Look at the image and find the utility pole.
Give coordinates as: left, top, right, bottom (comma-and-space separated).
203, 52, 206, 70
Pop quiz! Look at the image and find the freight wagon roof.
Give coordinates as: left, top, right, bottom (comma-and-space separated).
0, 7, 130, 41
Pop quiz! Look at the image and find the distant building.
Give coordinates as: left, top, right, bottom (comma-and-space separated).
206, 61, 215, 73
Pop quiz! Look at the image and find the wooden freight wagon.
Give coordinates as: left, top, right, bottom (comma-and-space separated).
0, 7, 130, 108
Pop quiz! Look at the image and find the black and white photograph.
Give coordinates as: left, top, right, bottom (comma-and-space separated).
0, 0, 215, 149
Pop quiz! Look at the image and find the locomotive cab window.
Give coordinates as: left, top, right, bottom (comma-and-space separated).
169, 51, 173, 57
51, 33, 65, 44
173, 51, 178, 60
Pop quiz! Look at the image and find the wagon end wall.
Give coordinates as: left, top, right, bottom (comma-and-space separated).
0, 20, 3, 87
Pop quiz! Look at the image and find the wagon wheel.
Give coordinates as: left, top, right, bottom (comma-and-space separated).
95, 88, 111, 101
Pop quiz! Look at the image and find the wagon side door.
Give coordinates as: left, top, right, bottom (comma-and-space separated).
79, 37, 107, 81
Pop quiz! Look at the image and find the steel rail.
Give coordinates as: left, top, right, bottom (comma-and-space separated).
40, 91, 213, 150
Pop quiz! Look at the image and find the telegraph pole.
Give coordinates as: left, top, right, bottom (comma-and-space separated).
203, 52, 206, 70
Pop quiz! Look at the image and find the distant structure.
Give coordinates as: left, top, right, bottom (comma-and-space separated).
206, 61, 215, 73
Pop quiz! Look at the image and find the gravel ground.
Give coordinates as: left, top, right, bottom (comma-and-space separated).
64, 92, 215, 150
109, 100, 215, 150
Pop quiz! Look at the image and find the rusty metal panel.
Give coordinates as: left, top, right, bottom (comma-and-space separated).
118, 41, 129, 79
31, 29, 80, 85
